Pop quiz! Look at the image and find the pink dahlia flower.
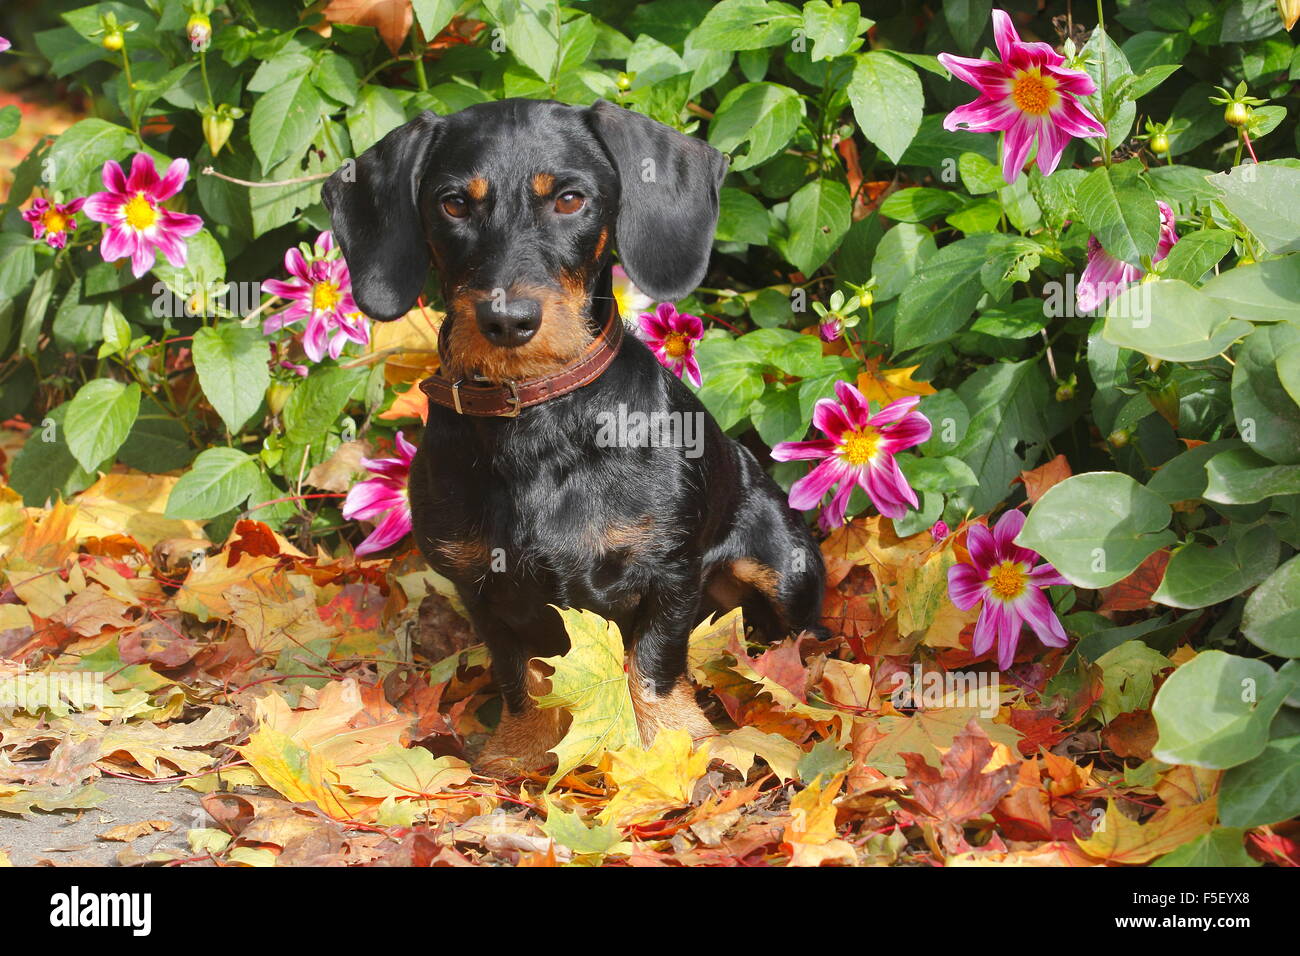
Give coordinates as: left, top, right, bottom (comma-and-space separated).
938, 9, 1104, 184
772, 382, 931, 527
946, 509, 1071, 670
23, 197, 85, 249
639, 302, 704, 387
83, 154, 204, 278
0, 38, 11, 52
263, 231, 370, 363
1075, 201, 1179, 313
342, 431, 417, 557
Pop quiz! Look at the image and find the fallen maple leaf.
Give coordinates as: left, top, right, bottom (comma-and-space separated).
857, 360, 936, 407
782, 772, 856, 866
321, 0, 413, 54
1014, 454, 1071, 504
899, 718, 1020, 856
534, 608, 642, 789
98, 819, 174, 842
1074, 797, 1218, 864
600, 728, 710, 827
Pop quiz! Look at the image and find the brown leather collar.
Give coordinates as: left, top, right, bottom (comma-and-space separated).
420, 300, 624, 417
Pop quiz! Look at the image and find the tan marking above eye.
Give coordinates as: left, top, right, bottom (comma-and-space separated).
554, 191, 585, 215
466, 177, 489, 200
532, 172, 556, 196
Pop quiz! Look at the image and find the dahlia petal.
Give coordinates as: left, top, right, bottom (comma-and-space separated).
945, 96, 1019, 133
102, 160, 127, 195
342, 479, 401, 520
823, 475, 856, 527
159, 209, 204, 237
965, 523, 997, 572
82, 194, 124, 223
1050, 96, 1106, 138
948, 563, 986, 610
865, 456, 918, 518
154, 158, 190, 200
811, 398, 853, 441
125, 152, 160, 193
1017, 585, 1069, 647
788, 457, 850, 511
354, 505, 413, 556
996, 602, 1024, 670
991, 10, 1019, 63
832, 380, 872, 428
263, 277, 310, 301
1034, 117, 1068, 177
971, 602, 1000, 657
1001, 115, 1038, 184
129, 239, 156, 278
395, 431, 419, 463
302, 315, 328, 363
152, 229, 189, 269
99, 224, 135, 262
869, 395, 922, 427
937, 53, 1011, 94
880, 412, 932, 451
992, 509, 1028, 558
1028, 562, 1071, 589
771, 439, 837, 462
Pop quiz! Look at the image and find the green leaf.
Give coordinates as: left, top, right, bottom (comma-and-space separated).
707, 81, 803, 171
871, 222, 936, 300
690, 0, 802, 51
0, 105, 20, 140
1158, 230, 1235, 284
878, 187, 962, 223
7, 404, 99, 506
1208, 163, 1300, 255
96, 303, 131, 359
1093, 640, 1171, 724
1102, 279, 1250, 363
48, 118, 132, 195
193, 325, 272, 435
894, 455, 977, 492
957, 151, 1004, 195
1219, 735, 1300, 828
1152, 828, 1259, 867
346, 85, 406, 155
715, 188, 770, 245
750, 386, 805, 447
1233, 324, 1300, 465
695, 364, 765, 430
282, 365, 364, 444
165, 447, 261, 520
942, 0, 992, 54
1152, 650, 1291, 769
848, 51, 923, 164
1203, 446, 1300, 504
411, 0, 457, 39
1074, 165, 1160, 268
1200, 254, 1300, 324
0, 234, 36, 301
781, 179, 850, 276
1241, 555, 1300, 658
895, 234, 1021, 350
64, 379, 141, 472
1152, 523, 1279, 610
250, 70, 325, 170
19, 265, 54, 355
801, 1, 868, 61
482, 0, 560, 81
1019, 472, 1176, 589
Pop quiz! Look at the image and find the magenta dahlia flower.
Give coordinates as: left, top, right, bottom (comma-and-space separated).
938, 9, 1104, 184
947, 509, 1070, 670
83, 154, 204, 278
22, 197, 85, 249
1075, 201, 1179, 313
772, 382, 931, 527
342, 431, 417, 557
263, 231, 370, 364
639, 303, 704, 387
0, 38, 11, 53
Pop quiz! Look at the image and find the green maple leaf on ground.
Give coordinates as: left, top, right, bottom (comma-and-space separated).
533, 607, 642, 790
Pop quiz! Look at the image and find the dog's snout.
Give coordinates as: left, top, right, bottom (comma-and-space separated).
475, 296, 542, 347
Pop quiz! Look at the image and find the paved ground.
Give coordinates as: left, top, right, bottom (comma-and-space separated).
0, 777, 212, 866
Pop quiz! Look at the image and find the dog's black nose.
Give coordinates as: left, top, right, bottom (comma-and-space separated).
475, 296, 541, 347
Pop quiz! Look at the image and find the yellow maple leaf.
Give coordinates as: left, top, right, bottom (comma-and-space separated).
599, 728, 710, 827
71, 472, 205, 549
1074, 797, 1218, 864
533, 607, 642, 790
783, 772, 856, 866
237, 724, 368, 819
368, 303, 443, 384
856, 361, 936, 406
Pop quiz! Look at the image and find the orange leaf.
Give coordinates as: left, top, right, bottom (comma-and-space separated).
856, 360, 936, 407
1098, 548, 1170, 612
321, 0, 413, 55
1014, 453, 1071, 504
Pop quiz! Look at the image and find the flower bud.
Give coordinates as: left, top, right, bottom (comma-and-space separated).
818, 318, 842, 343
1149, 132, 1169, 154
1278, 0, 1300, 31
102, 30, 124, 51
266, 382, 294, 416
1224, 101, 1251, 127
202, 112, 235, 156
187, 14, 212, 48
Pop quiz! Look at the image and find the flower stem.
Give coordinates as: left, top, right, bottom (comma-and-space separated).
199, 48, 215, 110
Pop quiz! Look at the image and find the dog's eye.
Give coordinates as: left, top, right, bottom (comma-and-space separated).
441, 195, 469, 219
554, 191, 585, 215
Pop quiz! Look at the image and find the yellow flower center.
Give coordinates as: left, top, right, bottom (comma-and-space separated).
662, 331, 689, 359
1011, 68, 1057, 115
42, 209, 69, 234
839, 427, 880, 466
123, 193, 157, 232
312, 281, 341, 311
988, 560, 1027, 600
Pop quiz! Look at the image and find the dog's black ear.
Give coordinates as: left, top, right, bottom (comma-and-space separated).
585, 99, 728, 302
322, 110, 442, 320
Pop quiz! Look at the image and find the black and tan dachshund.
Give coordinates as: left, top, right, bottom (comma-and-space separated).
323, 98, 826, 772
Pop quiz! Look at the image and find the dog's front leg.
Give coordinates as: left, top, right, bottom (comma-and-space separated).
627, 565, 716, 747
468, 603, 571, 776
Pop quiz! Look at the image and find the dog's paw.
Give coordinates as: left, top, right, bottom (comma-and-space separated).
629, 677, 716, 748
474, 706, 569, 777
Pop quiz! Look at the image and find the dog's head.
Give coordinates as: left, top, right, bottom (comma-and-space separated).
322, 98, 727, 380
